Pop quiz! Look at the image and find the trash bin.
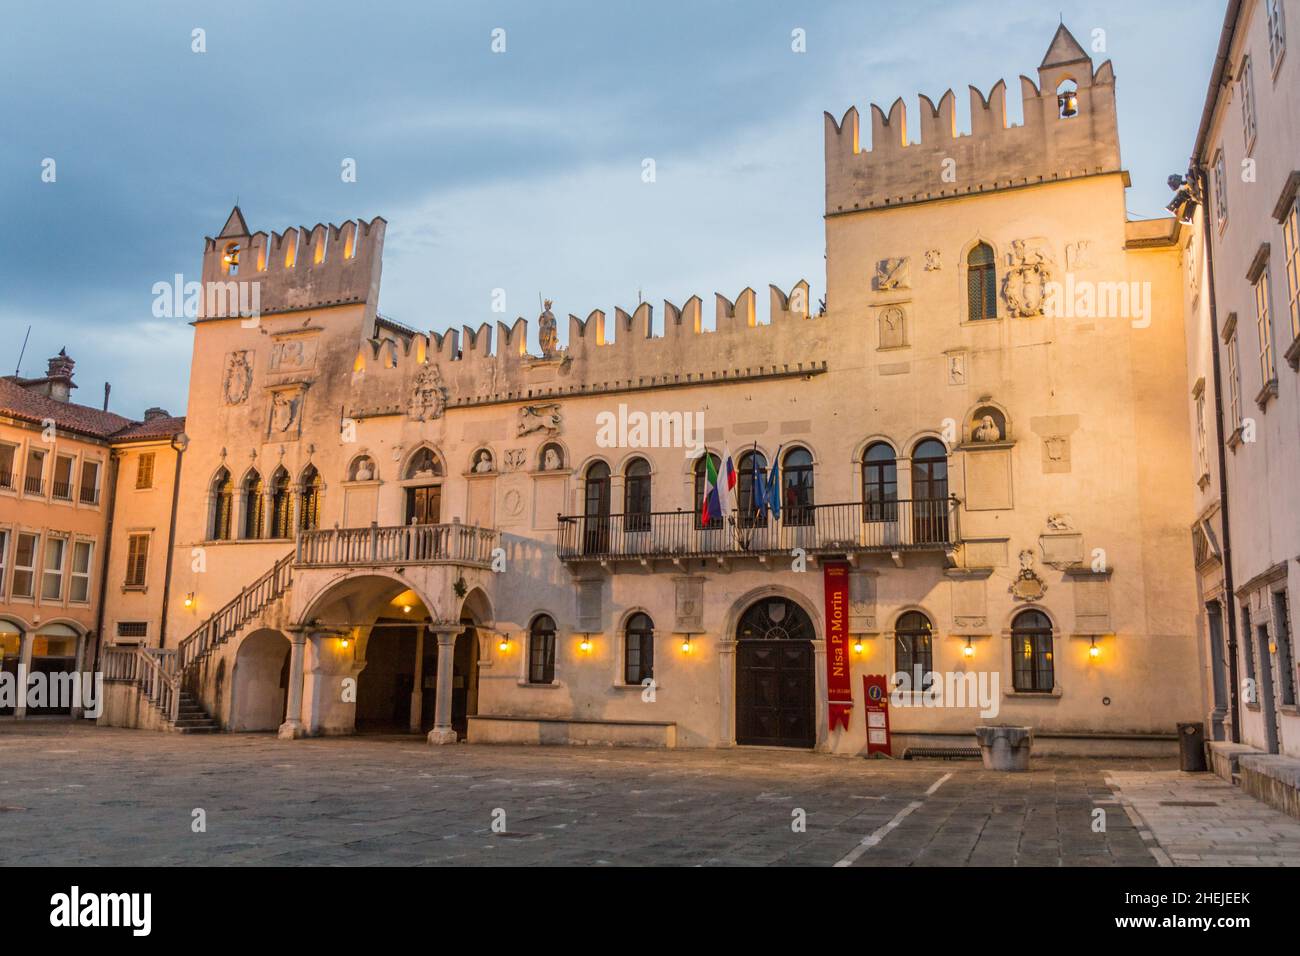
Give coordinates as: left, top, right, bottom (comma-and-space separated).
1177, 722, 1207, 772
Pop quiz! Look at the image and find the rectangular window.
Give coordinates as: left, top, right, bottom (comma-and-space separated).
1213, 149, 1229, 228
1195, 391, 1208, 477
41, 536, 67, 601
52, 454, 74, 500
12, 532, 38, 598
1268, 0, 1287, 72
1227, 331, 1243, 431
1242, 608, 1257, 684
1273, 590, 1296, 708
1283, 200, 1300, 342
0, 528, 8, 597
116, 621, 149, 641
70, 540, 94, 604
1240, 57, 1257, 151
1255, 268, 1276, 388
136, 452, 155, 490
79, 460, 100, 504
124, 533, 150, 589
24, 448, 46, 495
0, 443, 14, 490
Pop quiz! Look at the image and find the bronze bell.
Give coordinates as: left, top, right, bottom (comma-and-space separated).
1058, 90, 1079, 118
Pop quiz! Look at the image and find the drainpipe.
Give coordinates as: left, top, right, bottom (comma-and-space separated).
91, 451, 121, 678
1196, 164, 1241, 743
158, 432, 189, 649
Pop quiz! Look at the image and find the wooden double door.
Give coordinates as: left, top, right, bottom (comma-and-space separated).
735, 640, 815, 748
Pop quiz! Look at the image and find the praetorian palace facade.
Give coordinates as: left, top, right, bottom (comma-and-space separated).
86, 25, 1203, 755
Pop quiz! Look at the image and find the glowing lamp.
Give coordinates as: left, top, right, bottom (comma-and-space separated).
681, 636, 692, 653
1088, 637, 1100, 660
963, 637, 974, 658
183, 592, 194, 609
579, 636, 592, 653
853, 639, 864, 655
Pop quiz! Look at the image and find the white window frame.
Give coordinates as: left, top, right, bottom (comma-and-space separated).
0, 441, 15, 492
41, 535, 68, 602
52, 452, 75, 501
1255, 267, 1277, 388
1227, 329, 1243, 432
1213, 149, 1229, 230
70, 539, 94, 604
79, 458, 101, 505
1195, 390, 1209, 478
1284, 199, 1300, 343
1267, 0, 1287, 74
1239, 56, 1257, 153
12, 531, 38, 599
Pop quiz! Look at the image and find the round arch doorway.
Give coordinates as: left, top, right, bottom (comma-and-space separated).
734, 597, 816, 748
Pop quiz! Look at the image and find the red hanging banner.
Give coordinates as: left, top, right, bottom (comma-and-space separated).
862, 674, 892, 755
822, 561, 853, 732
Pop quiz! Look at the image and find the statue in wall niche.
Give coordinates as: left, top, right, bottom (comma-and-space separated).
973, 415, 1002, 443
223, 351, 253, 405
875, 257, 910, 291
353, 456, 374, 481
924, 249, 941, 271
518, 403, 562, 437
473, 449, 495, 473
1003, 238, 1054, 317
538, 300, 558, 357
541, 444, 564, 470
408, 363, 447, 422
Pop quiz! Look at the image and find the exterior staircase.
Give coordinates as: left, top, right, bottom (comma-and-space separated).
110, 551, 295, 730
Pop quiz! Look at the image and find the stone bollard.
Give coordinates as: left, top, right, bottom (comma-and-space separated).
974, 725, 1034, 771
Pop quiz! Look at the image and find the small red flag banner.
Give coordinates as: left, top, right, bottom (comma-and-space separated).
822, 561, 854, 732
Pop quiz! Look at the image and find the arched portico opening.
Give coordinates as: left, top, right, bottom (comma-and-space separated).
733, 596, 817, 748
230, 629, 290, 731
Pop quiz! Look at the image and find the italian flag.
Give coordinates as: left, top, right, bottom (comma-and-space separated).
701, 446, 737, 527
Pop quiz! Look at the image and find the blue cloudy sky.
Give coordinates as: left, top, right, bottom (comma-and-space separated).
1, 0, 1224, 418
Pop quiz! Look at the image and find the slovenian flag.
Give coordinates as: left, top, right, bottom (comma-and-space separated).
701, 447, 737, 527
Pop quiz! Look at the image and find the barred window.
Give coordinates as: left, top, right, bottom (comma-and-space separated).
966, 242, 997, 321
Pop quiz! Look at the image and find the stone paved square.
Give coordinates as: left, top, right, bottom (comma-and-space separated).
5, 722, 1299, 867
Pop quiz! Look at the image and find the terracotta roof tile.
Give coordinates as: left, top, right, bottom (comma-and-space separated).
0, 377, 185, 443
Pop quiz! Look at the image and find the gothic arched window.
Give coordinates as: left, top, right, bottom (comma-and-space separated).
242, 470, 264, 540
270, 468, 293, 539
967, 242, 997, 321
210, 469, 233, 541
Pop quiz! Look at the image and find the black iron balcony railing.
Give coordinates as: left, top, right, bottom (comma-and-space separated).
23, 475, 44, 495
79, 486, 100, 505
0, 471, 16, 491
52, 480, 73, 501
557, 498, 959, 561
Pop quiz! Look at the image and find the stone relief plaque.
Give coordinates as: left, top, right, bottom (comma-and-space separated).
878, 306, 907, 350
674, 576, 705, 632
408, 364, 448, 422
269, 336, 318, 372
950, 577, 988, 631
265, 386, 306, 441
1003, 238, 1054, 317
848, 570, 877, 632
1072, 576, 1111, 634
518, 403, 562, 437
1042, 435, 1071, 474
874, 256, 910, 291
223, 350, 253, 405
963, 449, 1013, 511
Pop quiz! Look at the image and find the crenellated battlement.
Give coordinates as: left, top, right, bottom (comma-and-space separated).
198, 206, 386, 320
348, 280, 831, 417
825, 24, 1121, 215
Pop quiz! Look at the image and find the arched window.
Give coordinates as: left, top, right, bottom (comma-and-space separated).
624, 612, 655, 685
583, 462, 611, 554
737, 450, 769, 527
894, 611, 934, 691
299, 465, 322, 531
693, 452, 721, 529
1012, 609, 1055, 692
210, 469, 233, 541
624, 458, 652, 533
912, 439, 949, 543
782, 448, 814, 527
269, 468, 293, 539
528, 614, 557, 684
242, 471, 264, 540
862, 442, 897, 521
967, 242, 997, 322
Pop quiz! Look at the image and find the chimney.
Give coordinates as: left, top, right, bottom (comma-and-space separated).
44, 348, 76, 403
103, 382, 111, 411
143, 407, 170, 421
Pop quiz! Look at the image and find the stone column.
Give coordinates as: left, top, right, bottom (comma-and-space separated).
409, 628, 426, 733
812, 639, 830, 753
15, 631, 33, 720
717, 637, 736, 747
427, 628, 459, 745
278, 630, 308, 739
